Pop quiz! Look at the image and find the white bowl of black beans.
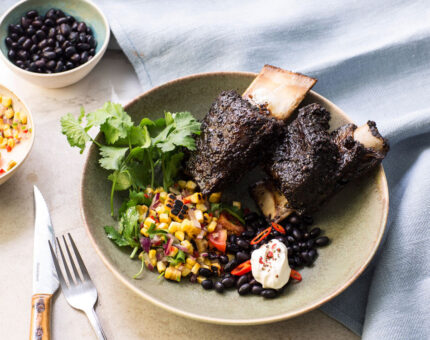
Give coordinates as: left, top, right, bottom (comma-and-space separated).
0, 0, 110, 88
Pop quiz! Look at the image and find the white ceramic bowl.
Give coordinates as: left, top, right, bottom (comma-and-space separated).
0, 84, 34, 185
0, 0, 110, 88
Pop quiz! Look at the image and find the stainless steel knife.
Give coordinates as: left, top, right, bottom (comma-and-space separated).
29, 186, 59, 340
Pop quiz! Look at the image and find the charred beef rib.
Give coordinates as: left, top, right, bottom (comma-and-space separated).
259, 103, 389, 217
186, 90, 279, 194
186, 65, 316, 194
265, 103, 339, 214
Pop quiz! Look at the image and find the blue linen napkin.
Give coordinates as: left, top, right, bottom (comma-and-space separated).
97, 1, 430, 337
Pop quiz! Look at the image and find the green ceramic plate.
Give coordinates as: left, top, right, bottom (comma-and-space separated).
81, 72, 389, 325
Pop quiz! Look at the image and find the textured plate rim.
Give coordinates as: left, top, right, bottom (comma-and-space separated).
80, 71, 389, 325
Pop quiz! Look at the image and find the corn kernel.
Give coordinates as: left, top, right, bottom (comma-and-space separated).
168, 221, 180, 233
186, 257, 196, 267
197, 276, 206, 284
159, 213, 171, 224
194, 210, 204, 223
185, 180, 197, 191
7, 138, 15, 149
168, 246, 178, 257
207, 221, 217, 233
233, 201, 241, 209
181, 266, 191, 277
157, 261, 166, 273
2, 97, 12, 107
144, 217, 156, 228
178, 180, 187, 189
5, 109, 14, 119
191, 263, 201, 275
175, 230, 185, 241
3, 128, 12, 138
180, 240, 193, 253
159, 191, 167, 202
196, 203, 207, 212
209, 192, 222, 203
157, 222, 168, 230
140, 228, 149, 237
144, 187, 154, 195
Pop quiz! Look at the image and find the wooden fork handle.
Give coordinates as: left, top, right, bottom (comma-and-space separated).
29, 294, 53, 340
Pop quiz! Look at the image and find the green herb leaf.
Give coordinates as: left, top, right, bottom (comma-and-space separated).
60, 113, 90, 153
98, 146, 128, 170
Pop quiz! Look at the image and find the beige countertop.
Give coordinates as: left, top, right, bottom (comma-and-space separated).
0, 50, 358, 340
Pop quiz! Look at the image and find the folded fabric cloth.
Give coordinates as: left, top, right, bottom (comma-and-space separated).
97, 1, 430, 337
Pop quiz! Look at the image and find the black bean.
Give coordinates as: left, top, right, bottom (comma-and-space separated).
65, 61, 74, 70
46, 60, 56, 70
251, 284, 263, 295
77, 42, 90, 51
226, 243, 240, 253
315, 236, 329, 247
26, 10, 38, 19
44, 18, 55, 27
261, 289, 277, 298
35, 30, 45, 40
56, 17, 68, 25
292, 228, 303, 241
70, 53, 81, 63
75, 21, 86, 33
17, 50, 29, 60
7, 49, 16, 60
289, 215, 300, 225
236, 239, 250, 250
201, 279, 213, 290
54, 60, 65, 73
310, 228, 321, 239
45, 9, 57, 20
236, 251, 250, 264
236, 275, 249, 288
60, 23, 70, 36
214, 281, 224, 293
238, 283, 251, 295
228, 234, 237, 244
32, 20, 42, 29
21, 17, 31, 29
38, 39, 48, 49
219, 254, 229, 264
17, 36, 26, 46
221, 277, 235, 288
199, 268, 212, 278
223, 260, 237, 272
43, 51, 56, 60
34, 59, 45, 68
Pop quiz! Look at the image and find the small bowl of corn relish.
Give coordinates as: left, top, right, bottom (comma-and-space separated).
0, 83, 34, 185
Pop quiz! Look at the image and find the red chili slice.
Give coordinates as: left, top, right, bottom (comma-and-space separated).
250, 226, 272, 245
290, 269, 302, 282
271, 222, 286, 234
231, 259, 252, 276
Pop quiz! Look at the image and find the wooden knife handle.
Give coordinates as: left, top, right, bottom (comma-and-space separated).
29, 294, 53, 340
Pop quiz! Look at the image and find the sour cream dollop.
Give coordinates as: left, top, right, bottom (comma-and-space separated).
251, 239, 291, 289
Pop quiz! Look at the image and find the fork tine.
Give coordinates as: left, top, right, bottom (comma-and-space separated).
48, 240, 67, 288
62, 234, 83, 283
67, 233, 91, 281
56, 237, 76, 285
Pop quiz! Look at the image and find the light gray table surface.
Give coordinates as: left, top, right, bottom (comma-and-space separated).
0, 50, 358, 340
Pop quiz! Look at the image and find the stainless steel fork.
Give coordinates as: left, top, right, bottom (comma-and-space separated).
49, 233, 107, 340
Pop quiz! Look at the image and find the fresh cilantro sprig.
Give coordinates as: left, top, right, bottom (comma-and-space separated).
61, 102, 201, 253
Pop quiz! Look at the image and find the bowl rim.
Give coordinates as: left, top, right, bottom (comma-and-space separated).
80, 71, 389, 325
0, 0, 110, 78
0, 82, 35, 181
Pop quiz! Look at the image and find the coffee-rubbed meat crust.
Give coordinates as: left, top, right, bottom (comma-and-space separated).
186, 90, 280, 195
266, 103, 339, 214
331, 121, 389, 190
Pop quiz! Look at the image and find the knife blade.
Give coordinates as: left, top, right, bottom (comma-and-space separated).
29, 185, 59, 340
